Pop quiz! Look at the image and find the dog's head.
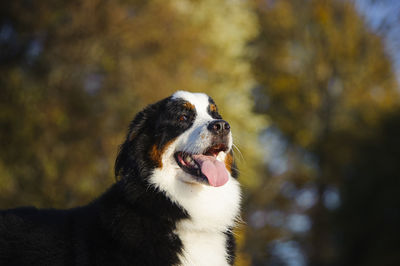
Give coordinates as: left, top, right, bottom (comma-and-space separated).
115, 91, 237, 187
115, 91, 240, 228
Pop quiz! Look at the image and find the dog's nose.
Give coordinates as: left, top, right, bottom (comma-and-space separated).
207, 120, 230, 136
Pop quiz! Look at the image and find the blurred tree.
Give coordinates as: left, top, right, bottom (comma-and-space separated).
3, 0, 399, 265
336, 109, 400, 266
249, 0, 399, 265
0, 0, 262, 212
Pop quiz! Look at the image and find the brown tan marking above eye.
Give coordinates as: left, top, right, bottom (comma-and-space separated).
183, 102, 195, 110
209, 104, 217, 113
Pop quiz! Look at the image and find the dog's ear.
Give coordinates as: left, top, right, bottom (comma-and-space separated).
127, 111, 148, 142
126, 97, 172, 142
115, 97, 171, 180
115, 108, 154, 180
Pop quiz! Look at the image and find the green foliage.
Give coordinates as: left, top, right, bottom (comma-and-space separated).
253, 0, 397, 149
336, 110, 400, 266
249, 0, 400, 264
0, 0, 262, 209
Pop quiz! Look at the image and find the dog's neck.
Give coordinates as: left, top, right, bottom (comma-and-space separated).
148, 167, 240, 266
150, 165, 240, 228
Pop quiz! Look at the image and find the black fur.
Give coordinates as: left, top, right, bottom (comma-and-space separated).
0, 95, 236, 265
224, 229, 236, 265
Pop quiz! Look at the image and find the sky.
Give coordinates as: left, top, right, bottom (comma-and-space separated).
355, 0, 400, 84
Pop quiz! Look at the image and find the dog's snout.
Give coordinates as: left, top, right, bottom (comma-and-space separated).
207, 120, 230, 136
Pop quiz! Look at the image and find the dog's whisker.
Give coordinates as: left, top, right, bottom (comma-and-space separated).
232, 143, 244, 161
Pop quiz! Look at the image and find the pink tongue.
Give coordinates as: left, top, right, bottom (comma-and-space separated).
192, 154, 229, 187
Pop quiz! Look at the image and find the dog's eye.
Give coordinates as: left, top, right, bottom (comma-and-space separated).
179, 115, 188, 121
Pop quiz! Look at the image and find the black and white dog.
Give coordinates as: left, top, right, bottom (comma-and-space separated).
0, 91, 241, 266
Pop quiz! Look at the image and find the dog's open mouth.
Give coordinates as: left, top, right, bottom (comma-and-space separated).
174, 144, 229, 187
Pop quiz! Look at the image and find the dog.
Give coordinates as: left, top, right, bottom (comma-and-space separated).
0, 91, 241, 266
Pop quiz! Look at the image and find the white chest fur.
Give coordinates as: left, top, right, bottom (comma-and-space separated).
148, 111, 242, 265
150, 165, 241, 266
176, 224, 229, 266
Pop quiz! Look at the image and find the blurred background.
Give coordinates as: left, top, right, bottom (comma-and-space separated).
1, 0, 400, 265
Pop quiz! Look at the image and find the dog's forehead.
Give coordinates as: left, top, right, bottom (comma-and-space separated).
172, 91, 211, 113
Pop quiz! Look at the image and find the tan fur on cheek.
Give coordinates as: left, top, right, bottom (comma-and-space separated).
149, 141, 174, 168
209, 104, 217, 113
224, 152, 233, 174
183, 102, 195, 110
